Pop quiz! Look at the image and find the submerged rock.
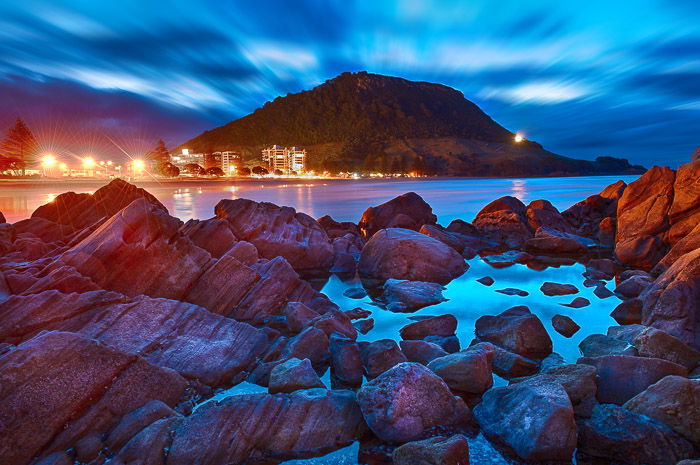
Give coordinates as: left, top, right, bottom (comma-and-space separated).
552, 314, 580, 337
358, 192, 437, 239
541, 282, 579, 296
560, 296, 590, 308
383, 279, 446, 312
476, 276, 494, 286
495, 287, 529, 296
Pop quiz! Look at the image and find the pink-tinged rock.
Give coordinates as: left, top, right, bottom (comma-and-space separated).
329, 234, 360, 273
105, 400, 180, 452
578, 354, 687, 404
383, 279, 446, 312
427, 343, 494, 394
615, 235, 668, 270
419, 224, 469, 253
215, 198, 333, 271
552, 314, 580, 337
358, 192, 437, 239
610, 298, 643, 325
284, 302, 320, 333
317, 215, 363, 243
359, 228, 467, 285
357, 362, 471, 442
667, 160, 700, 242
614, 274, 653, 299
400, 314, 458, 340
0, 331, 188, 465
111, 416, 180, 465
392, 434, 470, 465
526, 199, 573, 233
400, 339, 448, 365
268, 358, 325, 393
561, 180, 625, 239
475, 306, 552, 360
541, 282, 579, 296
642, 248, 700, 349
525, 226, 593, 255
180, 218, 237, 258
472, 196, 533, 248
330, 335, 364, 387
167, 389, 367, 465
360, 339, 408, 379
655, 221, 700, 272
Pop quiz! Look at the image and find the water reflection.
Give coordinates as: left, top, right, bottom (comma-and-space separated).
510, 179, 527, 202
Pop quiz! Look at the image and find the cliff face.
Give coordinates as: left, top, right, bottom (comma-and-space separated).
180, 71, 644, 176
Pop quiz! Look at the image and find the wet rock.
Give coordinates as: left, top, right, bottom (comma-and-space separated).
578, 354, 687, 404
495, 287, 529, 296
624, 376, 700, 446
0, 331, 188, 465
577, 404, 694, 465
360, 339, 408, 379
359, 192, 437, 239
562, 180, 626, 240
312, 308, 357, 339
593, 283, 614, 298
541, 282, 579, 296
615, 275, 653, 299
329, 335, 363, 387
345, 307, 372, 320
482, 250, 532, 268
586, 258, 616, 278
344, 287, 367, 299
525, 226, 593, 255
167, 389, 367, 465
475, 306, 552, 360
476, 276, 494, 286
526, 199, 573, 233
111, 416, 179, 465
400, 314, 458, 340
560, 296, 590, 308
474, 380, 576, 462
512, 364, 597, 405
74, 433, 104, 463
383, 279, 446, 312
106, 400, 180, 451
354, 318, 374, 334
629, 326, 700, 369
610, 298, 643, 324
425, 335, 461, 353
427, 343, 494, 394
356, 362, 471, 442
269, 358, 325, 394
552, 314, 580, 337
215, 198, 334, 271
180, 218, 237, 258
284, 302, 320, 333
579, 334, 638, 358
400, 340, 448, 365
359, 228, 468, 285
616, 235, 669, 270
392, 434, 470, 465
419, 224, 469, 253
472, 196, 533, 248
489, 344, 539, 379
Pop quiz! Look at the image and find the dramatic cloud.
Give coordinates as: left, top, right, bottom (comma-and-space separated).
0, 0, 698, 166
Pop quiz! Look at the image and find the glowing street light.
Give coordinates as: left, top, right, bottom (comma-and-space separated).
132, 159, 145, 177
82, 157, 96, 168
514, 133, 525, 143
40, 154, 56, 167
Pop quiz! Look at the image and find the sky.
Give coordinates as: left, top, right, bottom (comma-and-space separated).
1, 0, 699, 167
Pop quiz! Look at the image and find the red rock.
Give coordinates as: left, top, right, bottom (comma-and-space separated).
392, 435, 470, 465
526, 199, 573, 233
541, 282, 579, 296
472, 196, 533, 247
360, 339, 408, 379
180, 218, 237, 258
655, 220, 700, 272
400, 314, 458, 340
525, 226, 592, 255
615, 235, 668, 270
667, 160, 700, 242
552, 314, 580, 337
358, 192, 437, 239
475, 306, 552, 360
215, 198, 333, 271
427, 343, 494, 394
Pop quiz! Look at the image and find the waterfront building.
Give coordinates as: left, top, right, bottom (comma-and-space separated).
218, 151, 241, 174
171, 148, 205, 168
261, 145, 306, 174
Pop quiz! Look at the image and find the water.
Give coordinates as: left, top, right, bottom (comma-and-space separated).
1, 176, 636, 465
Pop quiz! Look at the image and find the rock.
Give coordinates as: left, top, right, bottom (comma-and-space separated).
358, 192, 437, 239
642, 248, 700, 349
579, 334, 638, 358
552, 314, 580, 337
74, 433, 104, 463
329, 335, 363, 387
482, 250, 532, 268
400, 340, 448, 365
312, 308, 357, 339
345, 307, 372, 320
392, 434, 470, 465
111, 416, 180, 465
615, 275, 653, 299
526, 199, 573, 233
215, 198, 333, 271
586, 258, 616, 278
562, 181, 626, 240
0, 331, 188, 465
541, 282, 579, 296
593, 283, 614, 298
625, 376, 700, 447
358, 228, 468, 285
616, 235, 669, 270
512, 364, 597, 405
354, 318, 374, 334
489, 344, 539, 378
383, 279, 446, 312
0, 210, 5, 223
656, 221, 700, 272
611, 298, 643, 324
356, 362, 471, 442
105, 400, 179, 451
577, 404, 694, 465
476, 276, 494, 286
317, 215, 363, 240
269, 358, 325, 394
495, 287, 529, 296
167, 389, 367, 465
400, 314, 458, 340
629, 326, 700, 369
284, 302, 320, 333
472, 196, 533, 248
427, 343, 494, 394
578, 355, 687, 404
419, 224, 469, 253
343, 287, 367, 299
474, 306, 552, 360
598, 216, 616, 246
525, 226, 593, 255
473, 380, 576, 462
360, 339, 408, 379
425, 335, 461, 353
34, 452, 72, 465
560, 297, 590, 308
667, 160, 700, 242
180, 218, 237, 258
226, 240, 259, 265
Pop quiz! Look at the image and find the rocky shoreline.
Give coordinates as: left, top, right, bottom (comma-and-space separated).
0, 157, 698, 465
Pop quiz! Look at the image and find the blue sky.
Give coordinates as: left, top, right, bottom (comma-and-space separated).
1, 0, 699, 166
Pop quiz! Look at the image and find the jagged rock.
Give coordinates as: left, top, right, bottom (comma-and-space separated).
472, 196, 533, 248
579, 334, 638, 358
317, 215, 363, 241
656, 221, 700, 272
489, 344, 539, 378
392, 434, 470, 465
476, 276, 494, 286
214, 198, 333, 271
269, 358, 325, 394
167, 389, 367, 465
642, 248, 700, 349
344, 287, 367, 299
400, 314, 458, 340
383, 279, 446, 312
578, 354, 687, 404
628, 326, 700, 369
474, 380, 576, 462
400, 340, 448, 365
560, 296, 590, 308
562, 180, 626, 240
312, 308, 357, 339
482, 250, 532, 268
105, 400, 180, 452
0, 210, 5, 223
0, 331, 188, 465
615, 275, 653, 299
0, 290, 270, 387
525, 226, 594, 255
360, 339, 408, 379
541, 282, 579, 296
329, 335, 363, 387
624, 376, 700, 446
577, 404, 694, 465
284, 302, 320, 333
359, 228, 467, 285
358, 192, 437, 239
667, 160, 700, 242
475, 306, 552, 360
427, 343, 494, 394
354, 318, 374, 334
611, 298, 643, 324
356, 362, 471, 442
12, 217, 69, 243
552, 314, 580, 337
512, 364, 597, 405
345, 307, 372, 320
180, 218, 237, 258
526, 199, 573, 233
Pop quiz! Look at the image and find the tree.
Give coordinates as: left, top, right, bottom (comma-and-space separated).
0, 156, 24, 176
204, 166, 224, 176
147, 140, 170, 165
156, 162, 180, 177
238, 167, 251, 176
182, 163, 204, 175
0, 118, 38, 176
252, 166, 269, 175
273, 169, 283, 176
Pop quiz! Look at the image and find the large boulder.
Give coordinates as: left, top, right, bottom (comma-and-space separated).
358, 192, 437, 239
358, 228, 467, 285
392, 435, 470, 465
526, 199, 573, 233
383, 279, 446, 312
180, 218, 237, 258
214, 198, 333, 271
167, 389, 367, 464
360, 339, 408, 379
400, 314, 458, 340
561, 180, 626, 239
472, 196, 532, 248
511, 363, 597, 405
655, 221, 700, 272
474, 306, 552, 360
473, 380, 577, 462
577, 404, 694, 465
268, 358, 325, 394
427, 343, 494, 394
525, 226, 593, 255
0, 331, 188, 465
667, 159, 700, 242
356, 362, 471, 442
624, 376, 700, 446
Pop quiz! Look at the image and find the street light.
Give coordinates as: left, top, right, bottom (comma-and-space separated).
40, 154, 56, 177
82, 157, 96, 168
132, 159, 145, 177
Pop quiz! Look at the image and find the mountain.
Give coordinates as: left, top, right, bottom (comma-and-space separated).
179, 72, 645, 176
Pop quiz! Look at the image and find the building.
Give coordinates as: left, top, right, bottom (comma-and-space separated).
261, 145, 306, 174
171, 149, 205, 168
218, 151, 241, 174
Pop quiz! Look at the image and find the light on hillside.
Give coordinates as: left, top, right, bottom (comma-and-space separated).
514, 133, 524, 143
